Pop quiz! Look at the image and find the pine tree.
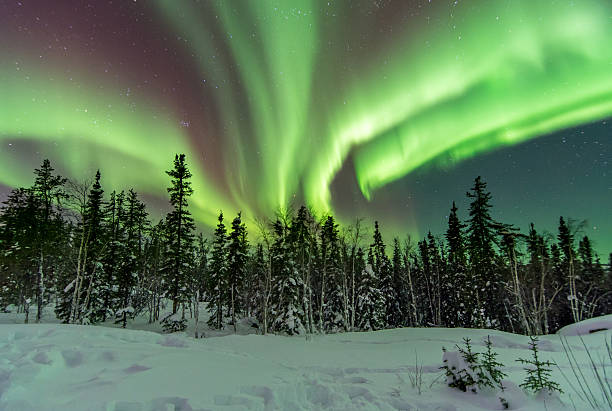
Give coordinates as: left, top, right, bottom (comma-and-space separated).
319, 215, 344, 332
99, 191, 123, 322
227, 212, 248, 333
0, 188, 39, 318
75, 170, 107, 324
191, 233, 208, 338
115, 189, 148, 328
207, 212, 227, 329
162, 154, 195, 319
516, 336, 562, 394
480, 336, 507, 390
370, 221, 394, 328
445, 201, 470, 327
441, 338, 481, 393
31, 159, 68, 322
356, 250, 385, 331
466, 176, 502, 328
271, 218, 304, 335
290, 206, 315, 333
558, 217, 584, 323
390, 238, 405, 327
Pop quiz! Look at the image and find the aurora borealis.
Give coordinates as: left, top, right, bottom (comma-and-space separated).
1, 0, 611, 250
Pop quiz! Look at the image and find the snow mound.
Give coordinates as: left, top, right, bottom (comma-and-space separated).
557, 314, 612, 336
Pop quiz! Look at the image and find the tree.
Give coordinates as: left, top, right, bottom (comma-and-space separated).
319, 215, 344, 332
31, 159, 68, 322
115, 189, 148, 328
163, 154, 195, 317
466, 176, 502, 328
516, 336, 562, 394
290, 206, 315, 333
71, 170, 106, 324
207, 212, 227, 329
0, 188, 39, 319
191, 233, 208, 338
370, 221, 394, 328
270, 218, 304, 335
390, 238, 406, 327
227, 212, 248, 333
356, 250, 385, 331
445, 201, 470, 327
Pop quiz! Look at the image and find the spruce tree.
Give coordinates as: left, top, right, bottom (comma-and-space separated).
77, 170, 106, 324
319, 215, 344, 332
0, 188, 39, 318
445, 201, 469, 327
516, 336, 562, 394
390, 238, 406, 327
466, 176, 502, 328
163, 154, 195, 318
31, 159, 68, 322
558, 217, 581, 323
370, 221, 394, 328
100, 190, 124, 322
207, 212, 227, 329
116, 189, 148, 327
227, 212, 248, 332
290, 206, 315, 333
357, 249, 385, 331
271, 218, 304, 335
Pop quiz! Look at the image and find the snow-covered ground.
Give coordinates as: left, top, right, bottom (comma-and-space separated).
0, 308, 610, 410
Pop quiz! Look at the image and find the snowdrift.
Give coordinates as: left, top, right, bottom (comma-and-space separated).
1, 321, 610, 410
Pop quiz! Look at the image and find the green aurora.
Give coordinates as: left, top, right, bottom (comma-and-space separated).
1, 0, 611, 245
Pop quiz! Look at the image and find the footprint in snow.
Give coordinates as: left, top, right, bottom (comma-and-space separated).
123, 364, 151, 374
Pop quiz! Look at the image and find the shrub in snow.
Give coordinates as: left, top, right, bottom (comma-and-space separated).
161, 312, 187, 333
441, 337, 508, 408
480, 335, 507, 390
441, 338, 481, 393
516, 335, 562, 395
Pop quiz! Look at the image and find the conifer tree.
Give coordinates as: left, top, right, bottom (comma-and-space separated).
558, 217, 582, 323
31, 159, 68, 322
357, 250, 385, 331
115, 189, 148, 327
516, 336, 562, 394
163, 154, 195, 318
271, 218, 304, 335
207, 212, 227, 329
370, 221, 394, 328
319, 215, 344, 331
0, 188, 39, 318
445, 201, 469, 327
466, 176, 502, 328
74, 170, 106, 324
390, 238, 405, 327
100, 190, 124, 322
480, 336, 507, 390
227, 212, 248, 332
427, 232, 443, 326
191, 233, 208, 338
290, 206, 315, 333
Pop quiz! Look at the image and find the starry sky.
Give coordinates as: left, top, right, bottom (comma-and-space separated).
0, 0, 611, 254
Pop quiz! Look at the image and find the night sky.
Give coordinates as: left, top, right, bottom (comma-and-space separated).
1, 1, 611, 253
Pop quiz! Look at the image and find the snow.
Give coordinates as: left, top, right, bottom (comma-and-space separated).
556, 314, 612, 336
0, 308, 610, 410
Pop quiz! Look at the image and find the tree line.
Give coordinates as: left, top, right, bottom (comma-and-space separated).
0, 155, 610, 336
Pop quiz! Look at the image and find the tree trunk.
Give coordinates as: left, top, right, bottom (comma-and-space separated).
36, 250, 44, 323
